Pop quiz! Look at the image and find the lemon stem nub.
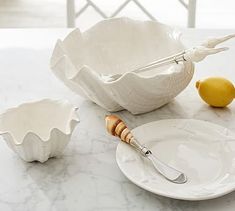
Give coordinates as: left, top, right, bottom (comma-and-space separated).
196, 81, 200, 89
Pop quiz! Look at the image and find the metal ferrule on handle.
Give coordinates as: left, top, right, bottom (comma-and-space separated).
129, 138, 152, 156
105, 115, 152, 156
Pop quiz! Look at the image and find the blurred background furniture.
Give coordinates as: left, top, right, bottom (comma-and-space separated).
0, 0, 235, 29
66, 0, 197, 28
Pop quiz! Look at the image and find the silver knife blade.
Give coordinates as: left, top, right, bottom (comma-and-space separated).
146, 150, 187, 184
130, 139, 187, 184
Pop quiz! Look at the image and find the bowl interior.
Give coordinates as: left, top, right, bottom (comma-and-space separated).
0, 100, 75, 142
69, 18, 184, 75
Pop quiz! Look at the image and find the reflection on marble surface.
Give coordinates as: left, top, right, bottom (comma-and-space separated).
0, 29, 235, 210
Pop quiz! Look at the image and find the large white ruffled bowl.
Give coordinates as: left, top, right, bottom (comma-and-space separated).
50, 17, 194, 114
0, 99, 79, 163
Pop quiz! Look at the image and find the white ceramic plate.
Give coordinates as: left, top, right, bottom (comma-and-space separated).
116, 119, 235, 200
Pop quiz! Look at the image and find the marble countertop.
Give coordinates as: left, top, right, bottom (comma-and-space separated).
0, 28, 235, 211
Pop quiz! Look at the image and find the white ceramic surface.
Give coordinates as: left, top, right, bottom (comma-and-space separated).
0, 99, 79, 163
116, 119, 235, 200
50, 17, 194, 114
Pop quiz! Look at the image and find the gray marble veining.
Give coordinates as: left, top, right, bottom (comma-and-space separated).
0, 29, 235, 211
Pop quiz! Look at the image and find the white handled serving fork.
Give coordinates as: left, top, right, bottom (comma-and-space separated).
102, 34, 235, 82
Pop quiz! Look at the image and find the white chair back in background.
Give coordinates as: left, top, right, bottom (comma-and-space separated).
66, 0, 197, 28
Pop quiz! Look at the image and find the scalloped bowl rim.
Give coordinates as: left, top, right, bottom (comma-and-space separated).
51, 17, 188, 85
0, 99, 79, 145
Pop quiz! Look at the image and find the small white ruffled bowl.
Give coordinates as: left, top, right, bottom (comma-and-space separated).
0, 99, 79, 163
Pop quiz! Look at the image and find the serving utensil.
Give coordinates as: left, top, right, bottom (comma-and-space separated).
105, 115, 187, 184
104, 34, 235, 82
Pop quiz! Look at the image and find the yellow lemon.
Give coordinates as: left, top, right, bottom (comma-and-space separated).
196, 77, 235, 107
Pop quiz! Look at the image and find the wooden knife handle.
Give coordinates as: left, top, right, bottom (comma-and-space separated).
105, 115, 133, 144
